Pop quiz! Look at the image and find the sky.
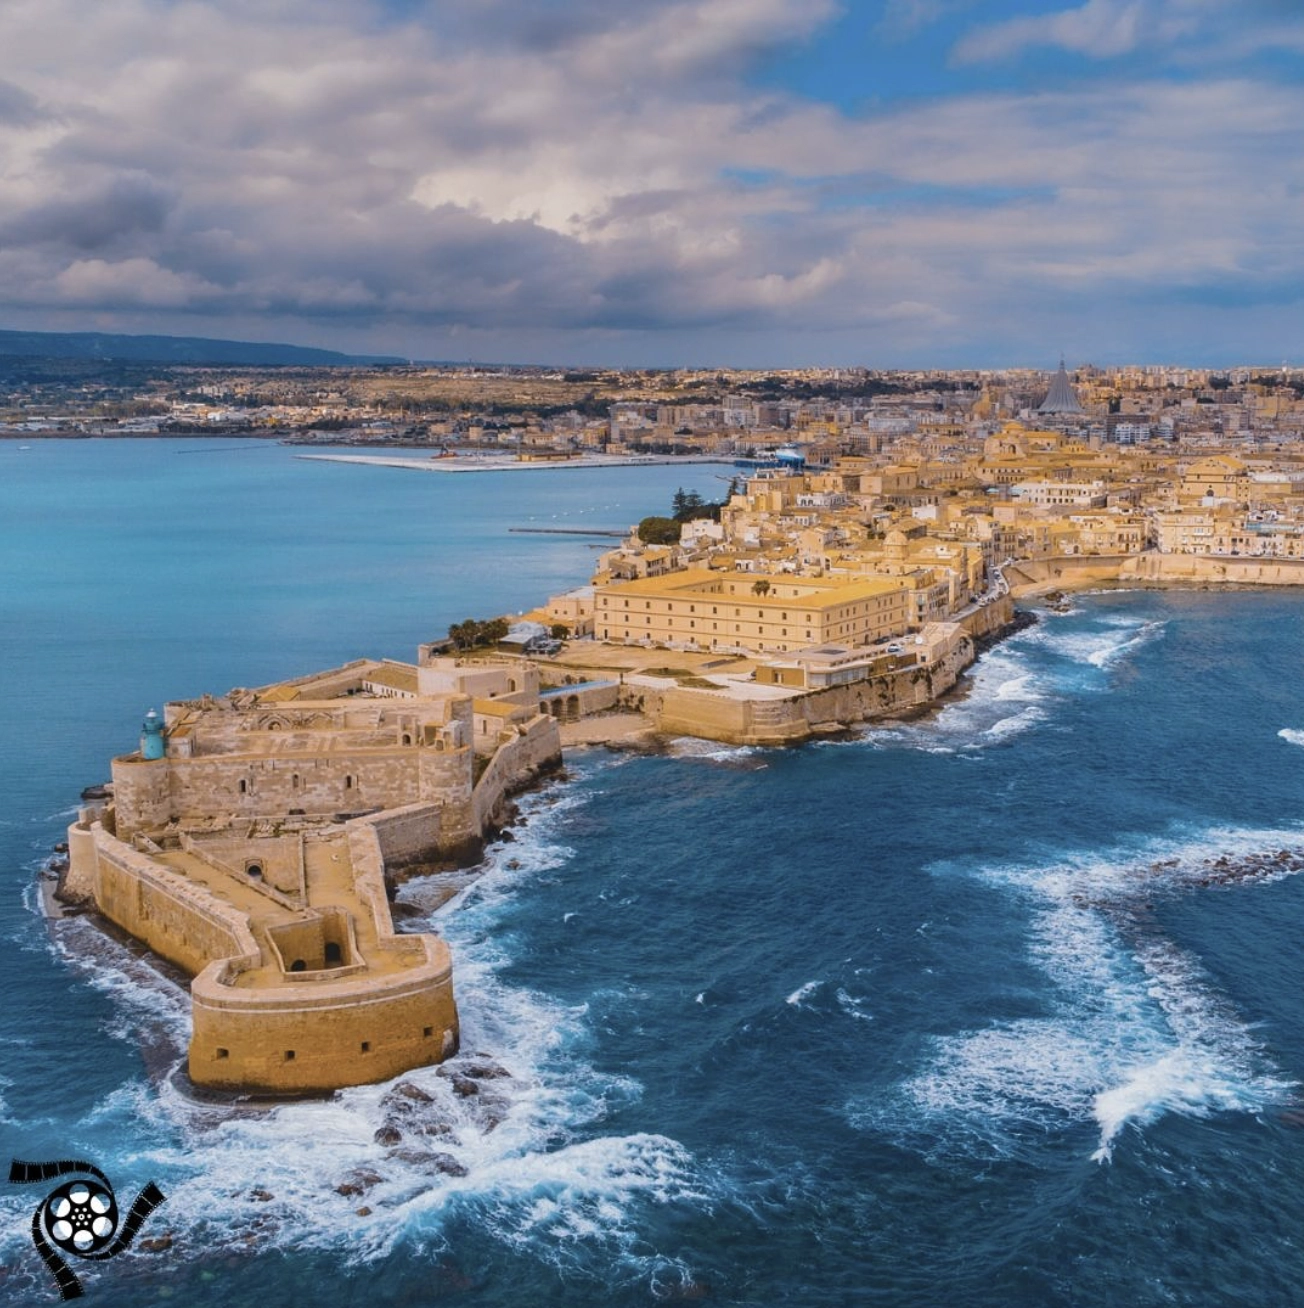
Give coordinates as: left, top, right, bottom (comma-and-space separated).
1, 0, 1302, 369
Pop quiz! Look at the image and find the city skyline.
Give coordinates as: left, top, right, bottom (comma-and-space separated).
0, 0, 1302, 368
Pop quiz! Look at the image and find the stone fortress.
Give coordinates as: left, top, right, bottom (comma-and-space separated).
64, 356, 1304, 1096
64, 650, 561, 1095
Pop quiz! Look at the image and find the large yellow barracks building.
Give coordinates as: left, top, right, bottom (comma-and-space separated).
595, 569, 911, 654
65, 654, 560, 1095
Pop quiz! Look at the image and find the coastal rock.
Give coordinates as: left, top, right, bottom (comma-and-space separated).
249, 1188, 274, 1203
459, 1057, 512, 1081
373, 1125, 402, 1146
466, 1092, 510, 1132
388, 1145, 468, 1175
384, 1079, 433, 1105
335, 1168, 383, 1197
427, 1152, 469, 1178
139, 1235, 173, 1254
438, 1056, 512, 1083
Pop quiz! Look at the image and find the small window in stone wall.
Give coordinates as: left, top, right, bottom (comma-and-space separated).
285, 1050, 296, 1061
423, 1026, 433, 1038
345, 775, 354, 790
360, 1041, 371, 1053
215, 1048, 229, 1060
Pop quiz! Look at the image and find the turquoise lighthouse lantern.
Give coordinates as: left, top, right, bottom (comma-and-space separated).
140, 709, 166, 761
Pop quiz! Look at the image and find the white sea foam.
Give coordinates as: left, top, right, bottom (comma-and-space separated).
38, 766, 717, 1283
1029, 618, 1166, 673
667, 738, 768, 769
872, 824, 1301, 1162
1279, 728, 1304, 749
786, 980, 821, 1007
834, 988, 873, 1023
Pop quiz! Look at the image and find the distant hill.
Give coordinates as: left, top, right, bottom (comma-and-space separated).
0, 329, 405, 367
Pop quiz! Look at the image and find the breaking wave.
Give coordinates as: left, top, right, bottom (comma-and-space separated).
860, 825, 1302, 1162
14, 767, 720, 1288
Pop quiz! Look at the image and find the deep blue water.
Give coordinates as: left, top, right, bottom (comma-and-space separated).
4, 440, 1304, 1307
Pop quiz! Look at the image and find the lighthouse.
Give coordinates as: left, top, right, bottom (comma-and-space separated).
140, 709, 166, 761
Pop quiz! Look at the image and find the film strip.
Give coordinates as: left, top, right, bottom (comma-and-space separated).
9, 1159, 166, 1301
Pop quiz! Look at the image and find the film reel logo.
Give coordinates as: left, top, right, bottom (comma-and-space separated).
9, 1159, 166, 1301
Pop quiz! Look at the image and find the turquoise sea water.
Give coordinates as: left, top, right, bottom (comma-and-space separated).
4, 440, 1304, 1306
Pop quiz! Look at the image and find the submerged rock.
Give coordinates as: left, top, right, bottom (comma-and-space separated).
335, 1168, 383, 1197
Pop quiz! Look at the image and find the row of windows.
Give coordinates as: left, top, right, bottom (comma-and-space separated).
238, 774, 356, 795
213, 1026, 439, 1062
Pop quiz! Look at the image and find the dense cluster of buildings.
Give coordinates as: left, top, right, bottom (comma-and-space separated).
8, 359, 1304, 451
57, 362, 1304, 1097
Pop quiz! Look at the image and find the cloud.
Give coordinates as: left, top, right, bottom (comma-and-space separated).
953, 0, 1156, 63
0, 0, 1301, 364
878, 0, 974, 41
53, 257, 216, 308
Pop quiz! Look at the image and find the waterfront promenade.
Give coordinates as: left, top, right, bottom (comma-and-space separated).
296, 452, 727, 474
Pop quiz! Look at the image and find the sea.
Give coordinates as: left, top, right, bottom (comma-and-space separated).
3, 438, 1304, 1307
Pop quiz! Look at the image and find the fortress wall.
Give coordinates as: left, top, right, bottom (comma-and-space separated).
189, 950, 458, 1093
166, 750, 427, 819
86, 827, 258, 978
790, 638, 974, 731
1004, 556, 1129, 595
655, 688, 755, 743
625, 626, 983, 746
111, 757, 173, 840
184, 815, 458, 1092
187, 833, 303, 898
65, 819, 101, 901
417, 749, 477, 845
359, 802, 445, 868
343, 819, 414, 944
471, 716, 563, 832
1121, 554, 1304, 586
958, 595, 1015, 638
115, 748, 472, 834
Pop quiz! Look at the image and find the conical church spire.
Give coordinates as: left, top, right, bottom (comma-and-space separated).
1039, 358, 1083, 414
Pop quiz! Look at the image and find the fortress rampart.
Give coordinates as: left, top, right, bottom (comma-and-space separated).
65, 655, 561, 1094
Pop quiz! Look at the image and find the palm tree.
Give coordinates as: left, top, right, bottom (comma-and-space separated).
751, 579, 771, 597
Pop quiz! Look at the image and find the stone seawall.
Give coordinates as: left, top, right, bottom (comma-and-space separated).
619, 597, 1015, 747
1006, 552, 1304, 595
471, 714, 563, 832
1120, 554, 1304, 586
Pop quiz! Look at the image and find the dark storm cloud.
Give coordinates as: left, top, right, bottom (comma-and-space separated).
0, 175, 174, 252
0, 0, 1303, 362
0, 78, 44, 125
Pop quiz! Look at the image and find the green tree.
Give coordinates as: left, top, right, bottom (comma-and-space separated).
751, 579, 771, 596
638, 515, 682, 545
